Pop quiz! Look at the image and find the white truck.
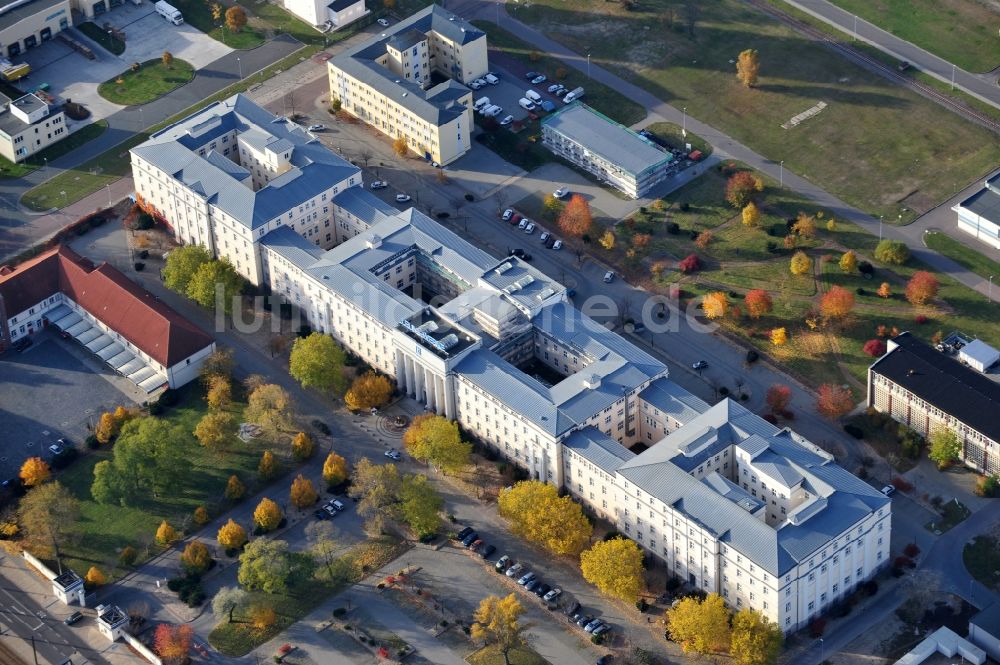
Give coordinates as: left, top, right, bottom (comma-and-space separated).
155, 0, 184, 25
563, 86, 585, 103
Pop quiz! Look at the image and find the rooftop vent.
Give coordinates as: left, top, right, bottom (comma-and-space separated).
366, 234, 383, 249
417, 320, 439, 333
583, 373, 601, 389
440, 333, 459, 350
537, 287, 555, 300
494, 262, 514, 275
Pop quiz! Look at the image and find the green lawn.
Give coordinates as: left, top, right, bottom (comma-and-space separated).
208, 538, 410, 656
823, 0, 1000, 73
514, 0, 1000, 222
467, 646, 550, 665
167, 0, 265, 49
20, 45, 321, 212
54, 384, 263, 577
472, 22, 646, 127
98, 59, 195, 106
924, 231, 1000, 283
925, 498, 970, 533
77, 22, 125, 55
642, 121, 712, 157
0, 120, 107, 180
964, 535, 1000, 593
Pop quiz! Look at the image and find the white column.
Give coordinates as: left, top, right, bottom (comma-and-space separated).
425, 370, 436, 412
435, 376, 446, 416
415, 364, 425, 405
394, 350, 406, 390
444, 375, 456, 420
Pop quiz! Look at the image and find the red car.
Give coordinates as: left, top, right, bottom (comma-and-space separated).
509, 213, 523, 226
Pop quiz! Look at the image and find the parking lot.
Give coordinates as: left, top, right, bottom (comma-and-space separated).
21, 1, 232, 121
470, 66, 568, 125
0, 330, 142, 481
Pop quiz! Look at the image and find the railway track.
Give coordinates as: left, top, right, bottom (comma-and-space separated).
747, 0, 1000, 134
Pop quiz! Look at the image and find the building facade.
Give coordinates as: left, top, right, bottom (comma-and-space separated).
952, 173, 1000, 250
0, 245, 215, 390
0, 92, 67, 162
328, 5, 485, 165
868, 332, 1000, 475
541, 102, 675, 199
283, 0, 367, 31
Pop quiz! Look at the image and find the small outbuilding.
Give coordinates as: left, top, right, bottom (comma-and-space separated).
960, 339, 1000, 373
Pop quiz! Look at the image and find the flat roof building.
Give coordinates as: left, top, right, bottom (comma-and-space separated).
0, 92, 68, 163
541, 102, 675, 199
952, 173, 1000, 249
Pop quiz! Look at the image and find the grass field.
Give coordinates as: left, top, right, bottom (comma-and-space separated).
168, 0, 265, 49
467, 646, 550, 665
964, 535, 1000, 592
642, 121, 712, 157
925, 499, 970, 533
54, 384, 262, 577
924, 231, 1000, 283
78, 22, 125, 55
472, 22, 646, 127
824, 0, 1000, 73
98, 59, 195, 106
514, 0, 1000, 222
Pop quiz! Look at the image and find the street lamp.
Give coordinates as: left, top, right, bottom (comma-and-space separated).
879, 215, 884, 241
779, 160, 783, 188
952, 63, 956, 91
819, 638, 825, 661
681, 106, 687, 138
237, 56, 243, 80
990, 275, 994, 302
60, 190, 66, 209
853, 14, 857, 40
107, 183, 113, 209
587, 52, 591, 78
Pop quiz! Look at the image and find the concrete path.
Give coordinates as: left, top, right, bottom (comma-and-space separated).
778, 0, 1000, 108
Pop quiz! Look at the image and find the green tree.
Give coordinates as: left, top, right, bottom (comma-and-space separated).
92, 417, 186, 504
289, 333, 347, 395
238, 538, 292, 593
929, 427, 962, 469
666, 594, 731, 654
18, 481, 80, 560
163, 245, 212, 294
402, 414, 471, 474
730, 608, 783, 665
471, 594, 527, 665
498, 481, 591, 556
351, 457, 402, 535
91, 460, 125, 505
580, 538, 644, 602
399, 474, 443, 537
874, 239, 911, 265
211, 586, 247, 623
186, 258, 245, 314
245, 384, 295, 444
305, 521, 342, 581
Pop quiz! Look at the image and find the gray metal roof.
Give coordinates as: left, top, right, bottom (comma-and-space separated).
388, 28, 426, 51
564, 426, 635, 476
260, 224, 325, 266
618, 399, 888, 576
0, 0, 65, 33
332, 185, 398, 228
957, 186, 1000, 222
328, 5, 480, 126
639, 377, 709, 426
960, 339, 1000, 367
133, 95, 359, 231
971, 603, 1000, 634
542, 102, 674, 177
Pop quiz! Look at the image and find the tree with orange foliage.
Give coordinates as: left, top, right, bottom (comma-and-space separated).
877, 282, 892, 299
694, 231, 714, 250
702, 292, 729, 320
793, 213, 816, 239
557, 194, 593, 238
816, 384, 855, 419
906, 271, 939, 305
155, 520, 179, 545
725, 171, 764, 208
181, 540, 212, 574
19, 457, 50, 487
744, 290, 773, 319
154, 623, 194, 665
632, 233, 651, 249
290, 474, 319, 508
765, 385, 792, 414
84, 566, 107, 588
819, 285, 855, 319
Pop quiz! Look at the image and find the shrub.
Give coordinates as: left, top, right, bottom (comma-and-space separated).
809, 617, 827, 638
86, 434, 99, 449
903, 543, 920, 558
719, 387, 730, 396
679, 202, 690, 212
333, 607, 347, 618
858, 261, 874, 275
678, 254, 701, 273
976, 475, 1000, 498
665, 221, 679, 234
148, 401, 164, 416
844, 424, 864, 439
874, 239, 910, 265
891, 476, 913, 493
159, 389, 178, 406
915, 314, 929, 324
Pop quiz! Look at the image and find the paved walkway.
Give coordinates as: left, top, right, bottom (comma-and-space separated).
779, 0, 1000, 107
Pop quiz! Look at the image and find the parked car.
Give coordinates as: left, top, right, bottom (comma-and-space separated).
395, 194, 411, 203
531, 74, 547, 84
370, 181, 388, 189
547, 83, 564, 93
543, 588, 562, 602
495, 555, 511, 571
592, 623, 612, 637
64, 611, 83, 626
13, 337, 32, 352
461, 532, 479, 547
469, 538, 483, 551
553, 187, 569, 199
307, 124, 325, 132
881, 485, 896, 496
518, 98, 536, 111
518, 218, 528, 230
525, 579, 541, 593
314, 508, 329, 520
517, 571, 537, 586
48, 443, 64, 456
897, 60, 910, 72
473, 78, 488, 88
480, 544, 496, 558
564, 600, 581, 616
505, 562, 524, 578
539, 231, 551, 243
552, 240, 562, 250
603, 270, 614, 283
330, 499, 345, 511
324, 504, 337, 516
384, 448, 402, 460
377, 17, 390, 26
509, 213, 523, 226
534, 583, 551, 597
540, 100, 556, 112
457, 526, 474, 540
576, 614, 595, 628
544, 236, 556, 249
485, 73, 499, 84
509, 248, 527, 259
524, 222, 535, 234
469, 80, 482, 90
525, 71, 540, 80
692, 360, 709, 370
584, 619, 604, 633
486, 105, 503, 118
499, 114, 514, 126
502, 208, 515, 221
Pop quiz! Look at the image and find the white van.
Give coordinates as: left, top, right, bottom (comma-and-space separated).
525, 89, 542, 103
485, 73, 499, 85
474, 97, 490, 112
518, 98, 536, 111
486, 106, 503, 118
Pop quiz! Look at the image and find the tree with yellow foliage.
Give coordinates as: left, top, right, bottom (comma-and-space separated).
770, 327, 788, 346
730, 608, 783, 665
736, 48, 760, 87
702, 292, 729, 320
666, 593, 732, 655
206, 375, 232, 411
290, 474, 318, 508
471, 594, 527, 664
344, 371, 393, 412
180, 540, 212, 574
741, 201, 761, 228
498, 481, 591, 556
253, 498, 283, 532
95, 412, 118, 444
393, 136, 408, 157
258, 450, 279, 481
84, 566, 107, 588
155, 520, 179, 546
877, 282, 892, 299
322, 451, 350, 487
403, 414, 471, 474
193, 506, 210, 525
793, 213, 816, 239
598, 230, 615, 250
789, 251, 812, 276
839, 250, 858, 274
250, 604, 277, 632
217, 518, 247, 550
224, 474, 246, 501
580, 537, 644, 602
291, 432, 314, 461
19, 457, 50, 487
194, 411, 235, 452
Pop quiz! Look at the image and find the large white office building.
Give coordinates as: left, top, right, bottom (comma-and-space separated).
131, 95, 890, 632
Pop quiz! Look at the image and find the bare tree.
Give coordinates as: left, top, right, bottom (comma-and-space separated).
359, 149, 373, 169
734, 376, 746, 398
